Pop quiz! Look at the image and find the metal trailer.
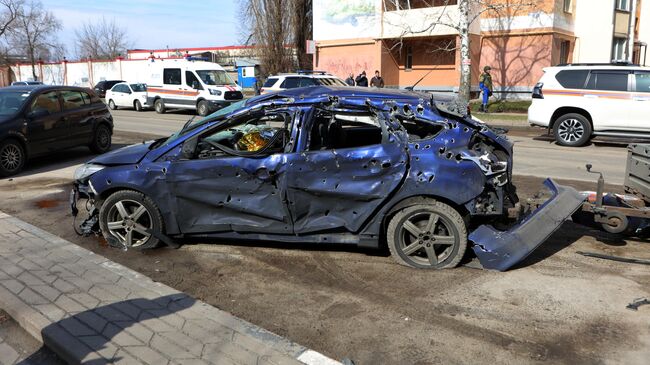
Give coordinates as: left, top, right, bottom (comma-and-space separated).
578, 143, 650, 234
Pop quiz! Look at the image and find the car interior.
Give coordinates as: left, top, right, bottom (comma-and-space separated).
196, 113, 290, 158
308, 110, 383, 150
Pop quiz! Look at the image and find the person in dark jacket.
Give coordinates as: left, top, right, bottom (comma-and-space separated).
370, 70, 384, 88
345, 73, 355, 86
355, 71, 368, 87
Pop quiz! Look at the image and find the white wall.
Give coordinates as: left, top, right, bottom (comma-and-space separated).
573, 0, 615, 63
637, 0, 650, 65
11, 59, 155, 87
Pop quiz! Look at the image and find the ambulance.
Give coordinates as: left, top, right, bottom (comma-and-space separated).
146, 58, 243, 116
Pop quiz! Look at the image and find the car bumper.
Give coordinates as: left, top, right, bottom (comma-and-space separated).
469, 178, 586, 271
527, 101, 550, 128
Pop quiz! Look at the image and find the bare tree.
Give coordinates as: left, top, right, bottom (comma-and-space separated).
383, 0, 538, 106
75, 17, 130, 60
0, 0, 21, 38
9, 0, 61, 80
240, 0, 313, 76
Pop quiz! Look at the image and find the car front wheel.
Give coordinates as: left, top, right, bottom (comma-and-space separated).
154, 99, 165, 114
0, 139, 25, 177
553, 113, 592, 147
99, 190, 164, 250
134, 100, 143, 112
108, 99, 117, 110
387, 201, 467, 269
197, 100, 209, 116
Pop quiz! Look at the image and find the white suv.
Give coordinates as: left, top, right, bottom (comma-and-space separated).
528, 63, 650, 146
260, 71, 348, 94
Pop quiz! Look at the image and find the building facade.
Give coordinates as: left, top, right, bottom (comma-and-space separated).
312, 0, 650, 97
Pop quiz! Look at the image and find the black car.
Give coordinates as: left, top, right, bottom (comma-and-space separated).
93, 80, 125, 98
0, 85, 113, 177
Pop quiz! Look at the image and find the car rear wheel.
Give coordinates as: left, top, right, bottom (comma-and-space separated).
197, 100, 209, 116
108, 99, 117, 110
134, 100, 143, 112
387, 202, 467, 269
154, 99, 165, 114
553, 113, 592, 147
89, 124, 112, 154
0, 139, 25, 177
99, 190, 163, 250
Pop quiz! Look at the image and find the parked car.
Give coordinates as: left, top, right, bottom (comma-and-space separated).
93, 80, 125, 98
106, 82, 148, 111
11, 81, 44, 86
0, 85, 113, 177
145, 59, 243, 116
528, 62, 650, 146
72, 86, 582, 271
260, 71, 348, 94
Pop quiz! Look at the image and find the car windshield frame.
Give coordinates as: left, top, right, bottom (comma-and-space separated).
159, 99, 247, 147
196, 70, 236, 86
0, 90, 30, 116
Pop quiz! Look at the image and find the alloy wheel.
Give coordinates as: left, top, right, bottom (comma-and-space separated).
0, 144, 22, 172
557, 118, 584, 143
97, 128, 110, 150
106, 199, 153, 248
397, 211, 458, 266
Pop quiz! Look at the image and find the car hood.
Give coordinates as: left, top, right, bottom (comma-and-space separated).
90, 142, 153, 165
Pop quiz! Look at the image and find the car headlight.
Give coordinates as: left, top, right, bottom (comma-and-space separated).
209, 89, 222, 96
74, 164, 105, 181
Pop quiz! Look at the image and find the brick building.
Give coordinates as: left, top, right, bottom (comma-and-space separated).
312, 0, 650, 97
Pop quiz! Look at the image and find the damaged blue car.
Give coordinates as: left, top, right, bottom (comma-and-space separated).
72, 86, 584, 271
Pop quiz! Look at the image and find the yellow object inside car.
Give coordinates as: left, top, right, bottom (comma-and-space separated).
236, 129, 269, 152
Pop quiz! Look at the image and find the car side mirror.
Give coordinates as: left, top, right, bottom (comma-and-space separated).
192, 81, 201, 90
27, 108, 49, 119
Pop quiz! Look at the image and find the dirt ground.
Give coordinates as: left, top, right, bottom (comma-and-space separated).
0, 131, 648, 365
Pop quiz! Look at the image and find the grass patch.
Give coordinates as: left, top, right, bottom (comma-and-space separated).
469, 99, 531, 113
473, 112, 528, 124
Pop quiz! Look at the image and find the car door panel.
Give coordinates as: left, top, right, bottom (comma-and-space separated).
26, 91, 68, 154
584, 70, 632, 131
630, 71, 650, 131
286, 109, 408, 234
167, 154, 292, 234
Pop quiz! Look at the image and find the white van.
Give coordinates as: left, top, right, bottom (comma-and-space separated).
146, 59, 243, 116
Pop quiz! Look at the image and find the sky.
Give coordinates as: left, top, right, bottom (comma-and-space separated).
40, 0, 242, 58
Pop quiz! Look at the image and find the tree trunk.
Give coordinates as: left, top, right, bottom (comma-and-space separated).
457, 0, 471, 108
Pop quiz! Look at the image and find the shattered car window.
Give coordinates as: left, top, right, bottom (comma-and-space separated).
308, 110, 383, 150
197, 113, 291, 158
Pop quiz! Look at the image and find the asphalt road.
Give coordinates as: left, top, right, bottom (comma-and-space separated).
111, 109, 630, 184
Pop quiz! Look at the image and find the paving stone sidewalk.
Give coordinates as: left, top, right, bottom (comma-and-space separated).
0, 211, 341, 365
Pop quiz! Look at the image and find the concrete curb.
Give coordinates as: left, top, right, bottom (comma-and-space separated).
0, 211, 342, 365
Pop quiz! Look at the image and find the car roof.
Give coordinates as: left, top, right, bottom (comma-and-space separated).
0, 85, 93, 93
249, 85, 424, 104
546, 65, 650, 72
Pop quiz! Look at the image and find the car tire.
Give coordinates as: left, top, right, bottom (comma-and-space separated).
154, 99, 165, 114
387, 202, 467, 269
197, 100, 209, 116
553, 113, 592, 147
0, 139, 25, 177
134, 100, 143, 112
99, 190, 163, 250
108, 99, 117, 110
89, 124, 112, 154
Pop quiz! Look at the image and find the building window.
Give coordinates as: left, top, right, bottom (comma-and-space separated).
384, 0, 457, 11
612, 37, 628, 60
559, 40, 570, 64
563, 0, 571, 12
616, 0, 630, 11
406, 46, 413, 70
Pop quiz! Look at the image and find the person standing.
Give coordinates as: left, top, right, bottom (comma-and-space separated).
355, 71, 368, 87
345, 73, 355, 86
479, 66, 493, 112
370, 70, 384, 88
